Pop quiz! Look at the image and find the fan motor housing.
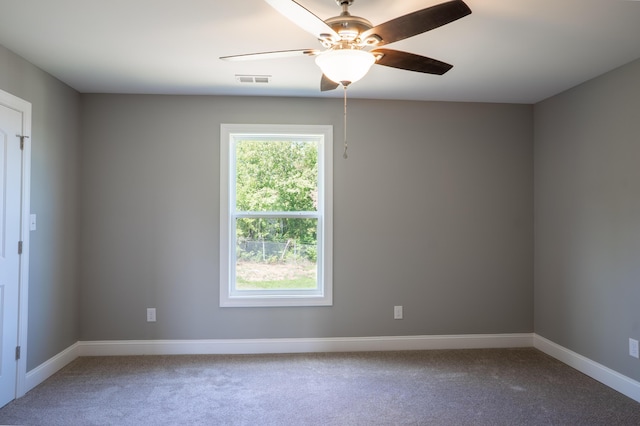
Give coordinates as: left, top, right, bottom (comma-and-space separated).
325, 15, 372, 42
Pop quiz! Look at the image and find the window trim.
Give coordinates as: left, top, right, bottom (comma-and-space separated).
220, 124, 333, 307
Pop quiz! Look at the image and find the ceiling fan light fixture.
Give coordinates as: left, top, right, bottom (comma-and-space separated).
315, 49, 375, 86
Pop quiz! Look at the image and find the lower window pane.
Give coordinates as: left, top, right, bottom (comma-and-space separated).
235, 217, 318, 291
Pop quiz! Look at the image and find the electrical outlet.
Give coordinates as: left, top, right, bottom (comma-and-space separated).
147, 308, 156, 322
629, 338, 639, 359
394, 305, 403, 320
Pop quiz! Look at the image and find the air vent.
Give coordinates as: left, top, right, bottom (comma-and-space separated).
235, 75, 271, 84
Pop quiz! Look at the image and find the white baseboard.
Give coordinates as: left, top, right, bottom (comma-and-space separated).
534, 334, 640, 403
24, 342, 80, 394
77, 333, 534, 356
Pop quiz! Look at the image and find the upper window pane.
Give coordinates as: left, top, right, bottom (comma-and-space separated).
234, 138, 318, 212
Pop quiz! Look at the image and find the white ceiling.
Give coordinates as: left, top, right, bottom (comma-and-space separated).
1, 0, 640, 104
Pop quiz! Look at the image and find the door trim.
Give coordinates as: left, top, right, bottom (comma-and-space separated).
0, 89, 31, 399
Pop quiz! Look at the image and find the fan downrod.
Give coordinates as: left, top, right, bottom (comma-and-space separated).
337, 0, 354, 16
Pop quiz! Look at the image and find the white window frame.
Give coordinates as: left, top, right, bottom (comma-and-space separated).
220, 124, 333, 307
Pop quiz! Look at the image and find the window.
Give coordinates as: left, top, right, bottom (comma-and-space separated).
220, 124, 333, 307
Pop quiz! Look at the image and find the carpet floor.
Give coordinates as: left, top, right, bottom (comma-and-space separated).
0, 348, 638, 425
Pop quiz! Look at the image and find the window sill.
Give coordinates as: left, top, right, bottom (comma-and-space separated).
220, 294, 332, 308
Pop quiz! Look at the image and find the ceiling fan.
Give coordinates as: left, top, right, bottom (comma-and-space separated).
220, 0, 472, 90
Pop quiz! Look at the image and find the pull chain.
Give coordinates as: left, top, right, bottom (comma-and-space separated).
343, 85, 348, 159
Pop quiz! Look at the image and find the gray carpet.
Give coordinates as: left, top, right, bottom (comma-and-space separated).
1, 348, 639, 425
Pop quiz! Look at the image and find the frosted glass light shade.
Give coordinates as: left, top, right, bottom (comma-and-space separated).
315, 49, 375, 85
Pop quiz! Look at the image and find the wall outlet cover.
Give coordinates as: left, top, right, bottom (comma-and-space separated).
629, 338, 639, 359
394, 305, 403, 320
147, 308, 156, 322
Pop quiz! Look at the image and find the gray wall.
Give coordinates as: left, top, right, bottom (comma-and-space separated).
79, 94, 533, 340
534, 58, 640, 381
0, 45, 80, 370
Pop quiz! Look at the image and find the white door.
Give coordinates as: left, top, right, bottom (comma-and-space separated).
0, 102, 23, 407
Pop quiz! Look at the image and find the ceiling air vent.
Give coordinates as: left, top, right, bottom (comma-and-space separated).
235, 75, 271, 84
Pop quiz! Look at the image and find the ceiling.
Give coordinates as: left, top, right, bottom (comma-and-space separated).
1, 0, 640, 104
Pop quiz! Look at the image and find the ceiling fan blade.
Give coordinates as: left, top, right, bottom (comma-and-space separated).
361, 0, 471, 47
321, 74, 339, 92
265, 0, 340, 41
372, 49, 453, 75
220, 49, 320, 61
